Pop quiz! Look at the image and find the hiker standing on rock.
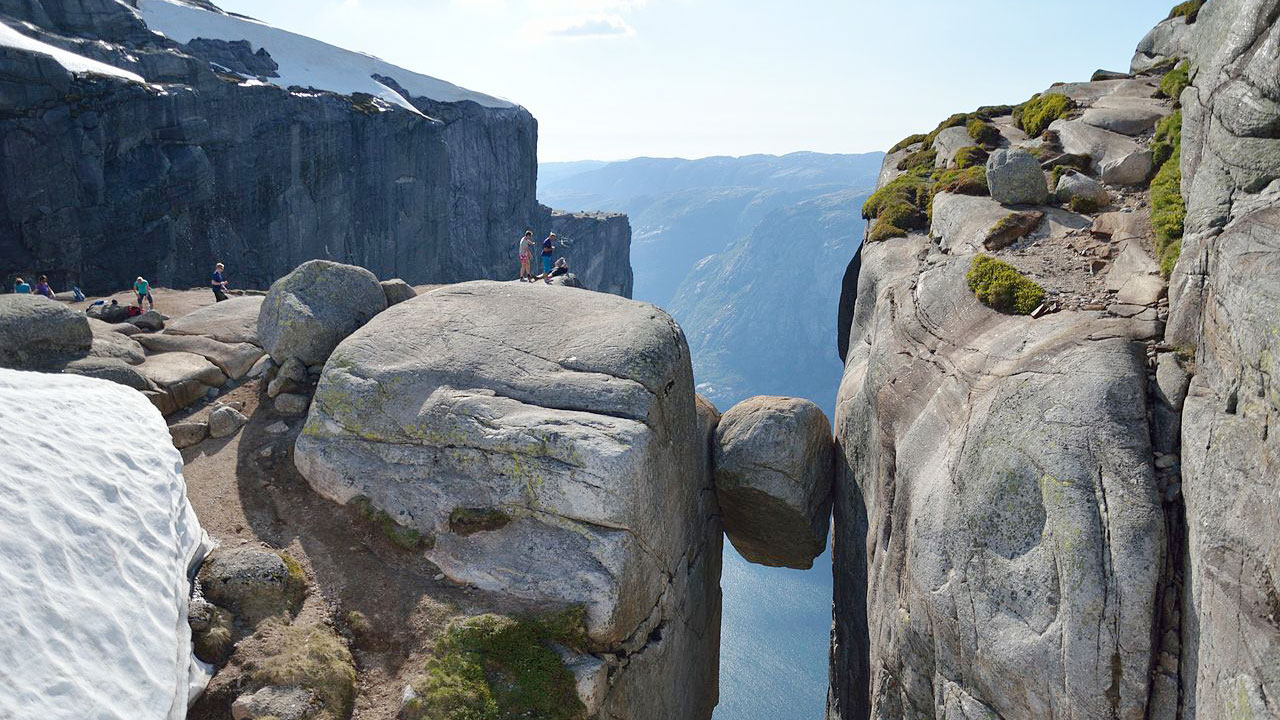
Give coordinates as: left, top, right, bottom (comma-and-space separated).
211, 262, 229, 302
33, 275, 54, 298
539, 232, 557, 281
133, 276, 154, 309
518, 230, 536, 282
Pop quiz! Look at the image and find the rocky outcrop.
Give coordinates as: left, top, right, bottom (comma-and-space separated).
0, 294, 91, 369
831, 4, 1280, 719
986, 149, 1048, 205
547, 210, 635, 298
1163, 2, 1280, 717
257, 260, 386, 368
294, 281, 721, 719
0, 0, 540, 294
713, 396, 834, 569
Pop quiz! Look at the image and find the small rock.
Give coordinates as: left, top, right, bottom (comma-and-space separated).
127, 310, 166, 332
279, 356, 308, 384
274, 393, 310, 416
169, 421, 209, 449
267, 374, 300, 399
209, 406, 249, 438
1155, 453, 1179, 470
213, 400, 246, 413
380, 278, 417, 307
246, 354, 273, 379
230, 685, 317, 720
258, 445, 274, 459
1055, 171, 1110, 207
266, 421, 290, 434
197, 547, 302, 624
987, 149, 1049, 206
433, 573, 445, 581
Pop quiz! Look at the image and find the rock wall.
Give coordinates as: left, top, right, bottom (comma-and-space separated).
830, 3, 1280, 719
1165, 1, 1280, 716
0, 0, 539, 294
547, 209, 634, 298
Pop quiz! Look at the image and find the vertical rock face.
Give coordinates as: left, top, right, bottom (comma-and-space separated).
0, 0, 539, 294
294, 282, 721, 719
547, 209, 635, 298
1166, 1, 1280, 716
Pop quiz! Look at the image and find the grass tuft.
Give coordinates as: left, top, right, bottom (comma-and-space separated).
1150, 111, 1185, 277
1168, 0, 1205, 22
250, 619, 357, 720
967, 255, 1046, 315
954, 146, 990, 170
967, 118, 1001, 149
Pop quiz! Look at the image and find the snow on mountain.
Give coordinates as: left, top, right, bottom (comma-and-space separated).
137, 0, 514, 113
0, 18, 144, 82
0, 369, 211, 720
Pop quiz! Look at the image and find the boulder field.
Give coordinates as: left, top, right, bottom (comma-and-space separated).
829, 2, 1280, 718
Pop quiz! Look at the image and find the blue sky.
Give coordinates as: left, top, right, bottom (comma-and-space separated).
218, 0, 1176, 162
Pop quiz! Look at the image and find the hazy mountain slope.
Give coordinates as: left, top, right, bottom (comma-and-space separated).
668, 189, 868, 417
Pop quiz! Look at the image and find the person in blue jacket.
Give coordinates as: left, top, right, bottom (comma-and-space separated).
211, 263, 229, 302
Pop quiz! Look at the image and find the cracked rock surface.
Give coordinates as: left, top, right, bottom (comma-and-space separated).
294, 280, 721, 719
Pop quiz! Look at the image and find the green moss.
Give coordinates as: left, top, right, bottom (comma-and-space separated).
889, 133, 928, 154
1016, 93, 1073, 137
896, 146, 937, 173
344, 610, 371, 637
967, 118, 1001, 148
1168, 0, 1205, 22
1069, 195, 1102, 214
448, 507, 513, 536
862, 171, 931, 240
966, 255, 1046, 314
1158, 60, 1191, 103
404, 610, 588, 720
1150, 111, 1185, 277
867, 219, 908, 243
251, 620, 357, 719
349, 495, 431, 550
953, 146, 989, 170
932, 166, 988, 197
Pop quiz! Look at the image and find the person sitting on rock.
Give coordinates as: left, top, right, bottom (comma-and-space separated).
133, 276, 154, 309
13, 277, 30, 294
547, 257, 570, 280
518, 230, 536, 282
211, 262, 229, 302
33, 275, 54, 298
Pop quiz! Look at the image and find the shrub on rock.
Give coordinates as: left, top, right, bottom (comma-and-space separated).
257, 260, 387, 368
1015, 93, 1073, 137
966, 255, 1046, 315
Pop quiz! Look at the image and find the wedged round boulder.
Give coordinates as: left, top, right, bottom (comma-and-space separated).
986, 149, 1049, 206
294, 280, 721, 718
1055, 171, 1110, 207
379, 279, 416, 307
165, 296, 264, 345
0, 295, 92, 370
713, 396, 835, 569
258, 260, 387, 367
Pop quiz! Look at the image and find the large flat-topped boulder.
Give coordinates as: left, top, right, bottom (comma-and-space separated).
164, 296, 264, 345
87, 317, 146, 365
294, 280, 721, 719
713, 396, 834, 569
257, 260, 387, 368
136, 333, 264, 380
0, 295, 91, 370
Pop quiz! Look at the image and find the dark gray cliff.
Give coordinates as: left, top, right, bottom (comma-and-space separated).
0, 0, 540, 294
545, 209, 633, 297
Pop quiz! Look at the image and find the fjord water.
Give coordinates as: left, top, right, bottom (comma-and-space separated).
716, 544, 833, 720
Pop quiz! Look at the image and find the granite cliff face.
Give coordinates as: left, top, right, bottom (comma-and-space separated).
830, 2, 1279, 718
0, 0, 546, 294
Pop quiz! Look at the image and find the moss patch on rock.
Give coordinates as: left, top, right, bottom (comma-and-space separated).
967, 118, 1001, 149
863, 170, 932, 242
889, 133, 928, 154
1015, 93, 1073, 137
896, 146, 938, 173
1158, 60, 1191, 103
1150, 111, 1185, 277
954, 146, 990, 170
967, 255, 1046, 315
249, 619, 357, 720
404, 610, 589, 720
1168, 0, 1205, 22
349, 495, 431, 550
448, 507, 513, 536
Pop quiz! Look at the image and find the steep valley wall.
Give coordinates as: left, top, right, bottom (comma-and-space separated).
830, 2, 1279, 718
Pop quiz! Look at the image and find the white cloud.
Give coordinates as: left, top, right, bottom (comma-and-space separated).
525, 13, 634, 38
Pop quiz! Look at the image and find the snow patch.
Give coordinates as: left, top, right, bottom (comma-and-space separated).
137, 0, 514, 114
0, 19, 144, 82
0, 369, 210, 720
